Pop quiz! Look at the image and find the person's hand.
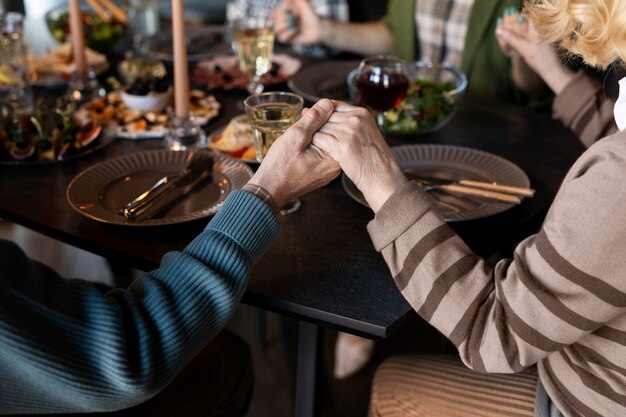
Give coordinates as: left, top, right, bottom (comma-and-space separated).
272, 0, 322, 45
311, 102, 408, 213
495, 9, 575, 94
248, 99, 340, 207
495, 7, 526, 58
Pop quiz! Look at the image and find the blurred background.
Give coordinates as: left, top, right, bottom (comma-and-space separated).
2, 0, 388, 54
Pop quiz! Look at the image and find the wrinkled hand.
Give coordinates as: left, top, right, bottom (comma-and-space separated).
248, 99, 340, 207
495, 11, 560, 77
311, 101, 408, 213
272, 0, 322, 45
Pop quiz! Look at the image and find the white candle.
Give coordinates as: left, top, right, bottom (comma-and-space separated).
172, 0, 190, 119
68, 0, 87, 77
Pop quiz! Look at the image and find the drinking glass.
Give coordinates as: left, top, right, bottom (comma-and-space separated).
128, 0, 160, 42
0, 12, 33, 118
231, 13, 275, 95
244, 91, 304, 214
355, 55, 409, 132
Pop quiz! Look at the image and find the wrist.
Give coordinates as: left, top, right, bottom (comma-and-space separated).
362, 173, 409, 213
242, 183, 280, 216
542, 65, 576, 95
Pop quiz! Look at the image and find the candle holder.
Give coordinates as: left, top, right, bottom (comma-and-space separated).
66, 68, 105, 104
164, 115, 207, 151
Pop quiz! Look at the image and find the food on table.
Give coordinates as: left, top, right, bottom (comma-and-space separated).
75, 89, 220, 138
45, 8, 126, 53
209, 115, 256, 160
125, 75, 169, 96
0, 65, 18, 86
384, 78, 459, 134
121, 75, 171, 113
0, 99, 103, 162
191, 54, 301, 90
28, 43, 108, 83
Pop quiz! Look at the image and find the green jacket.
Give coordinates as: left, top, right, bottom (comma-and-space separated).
384, 0, 523, 103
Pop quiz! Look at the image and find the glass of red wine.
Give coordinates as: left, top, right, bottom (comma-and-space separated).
355, 55, 409, 132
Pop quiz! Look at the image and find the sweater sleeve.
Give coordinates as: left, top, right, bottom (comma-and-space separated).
552, 70, 618, 148
367, 139, 626, 374
0, 190, 280, 414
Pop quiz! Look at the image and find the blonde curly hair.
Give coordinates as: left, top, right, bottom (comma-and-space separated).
526, 0, 626, 67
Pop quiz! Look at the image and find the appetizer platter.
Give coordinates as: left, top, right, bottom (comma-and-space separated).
0, 99, 110, 164
191, 54, 301, 91
76, 89, 221, 139
208, 115, 257, 162
28, 43, 109, 88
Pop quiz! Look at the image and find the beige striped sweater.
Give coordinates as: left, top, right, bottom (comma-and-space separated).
367, 131, 626, 417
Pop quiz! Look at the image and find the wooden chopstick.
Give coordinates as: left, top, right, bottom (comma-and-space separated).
94, 0, 128, 25
439, 184, 522, 204
457, 180, 535, 197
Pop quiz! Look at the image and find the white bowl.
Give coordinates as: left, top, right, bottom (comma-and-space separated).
121, 89, 171, 113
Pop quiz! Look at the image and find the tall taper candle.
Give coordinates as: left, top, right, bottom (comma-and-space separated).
172, 0, 190, 119
68, 0, 86, 77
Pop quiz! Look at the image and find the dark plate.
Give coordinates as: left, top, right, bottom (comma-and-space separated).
288, 60, 360, 103
134, 25, 232, 63
66, 149, 253, 226
342, 144, 530, 222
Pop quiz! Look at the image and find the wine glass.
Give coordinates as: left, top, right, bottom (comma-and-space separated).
244, 92, 304, 214
231, 13, 275, 95
355, 55, 409, 132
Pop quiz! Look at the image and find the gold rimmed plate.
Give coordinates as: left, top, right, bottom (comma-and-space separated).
66, 149, 253, 226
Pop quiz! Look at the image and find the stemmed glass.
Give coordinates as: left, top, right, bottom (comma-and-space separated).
231, 13, 275, 95
355, 55, 409, 132
244, 92, 304, 214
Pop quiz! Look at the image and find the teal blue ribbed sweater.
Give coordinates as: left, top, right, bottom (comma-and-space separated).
0, 190, 280, 414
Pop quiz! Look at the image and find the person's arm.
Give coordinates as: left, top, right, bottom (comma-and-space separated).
367, 137, 626, 372
273, 0, 393, 56
0, 191, 279, 414
0, 99, 339, 414
552, 70, 618, 147
496, 11, 570, 100
496, 14, 617, 145
313, 101, 626, 372
316, 20, 393, 56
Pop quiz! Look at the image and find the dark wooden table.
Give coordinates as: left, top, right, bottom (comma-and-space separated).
0, 91, 586, 416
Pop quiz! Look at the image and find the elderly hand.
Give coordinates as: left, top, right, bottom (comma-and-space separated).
312, 102, 408, 213
248, 99, 340, 208
272, 0, 322, 45
495, 10, 575, 94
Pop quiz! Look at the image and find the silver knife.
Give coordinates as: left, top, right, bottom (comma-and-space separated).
121, 150, 214, 220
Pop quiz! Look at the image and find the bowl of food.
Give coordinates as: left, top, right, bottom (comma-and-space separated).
45, 4, 126, 54
348, 61, 467, 135
121, 76, 171, 113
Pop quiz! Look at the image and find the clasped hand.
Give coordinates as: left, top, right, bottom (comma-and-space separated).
249, 100, 408, 213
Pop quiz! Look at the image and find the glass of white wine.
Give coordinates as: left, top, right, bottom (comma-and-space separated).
231, 13, 275, 95
244, 92, 304, 214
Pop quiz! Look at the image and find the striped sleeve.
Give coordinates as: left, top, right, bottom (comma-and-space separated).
0, 190, 280, 414
367, 137, 626, 375
552, 70, 618, 148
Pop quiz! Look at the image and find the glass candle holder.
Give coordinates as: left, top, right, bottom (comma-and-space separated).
164, 115, 207, 151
